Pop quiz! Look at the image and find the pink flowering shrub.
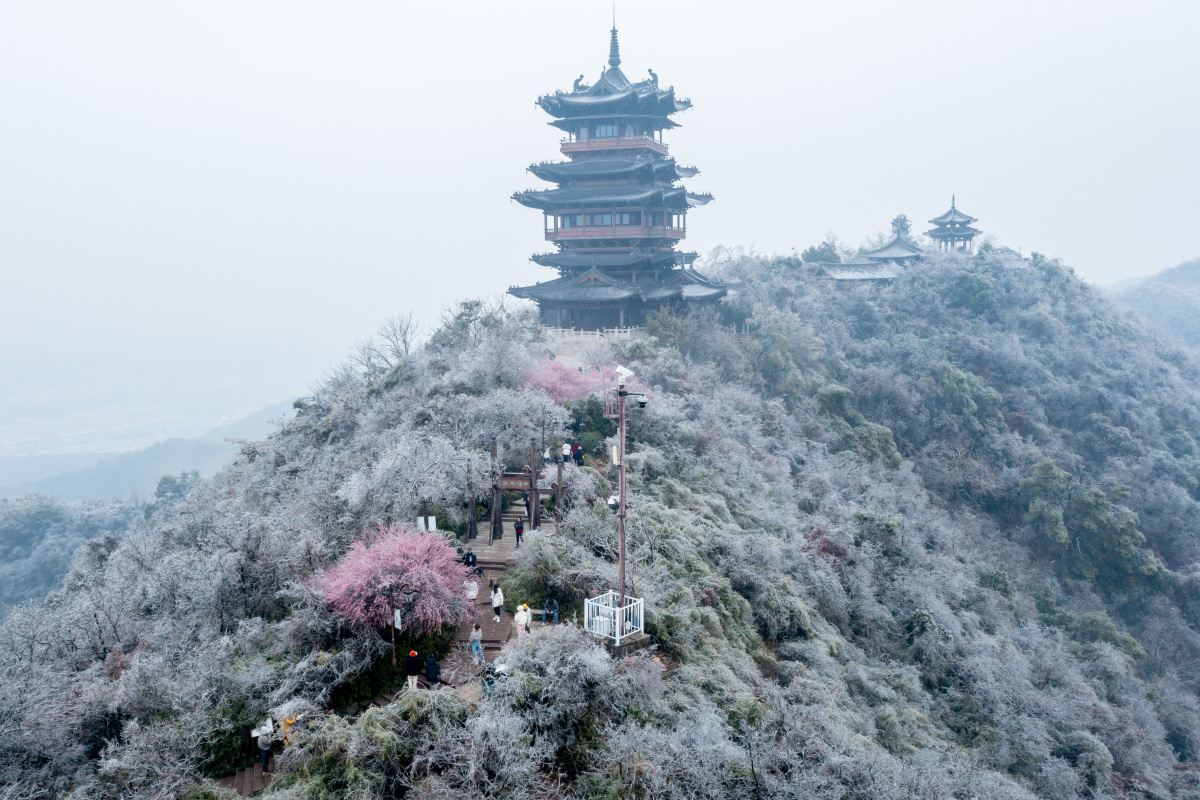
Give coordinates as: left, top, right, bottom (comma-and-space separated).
524, 359, 616, 403
315, 523, 472, 635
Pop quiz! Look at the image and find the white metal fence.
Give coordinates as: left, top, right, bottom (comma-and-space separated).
584, 590, 644, 646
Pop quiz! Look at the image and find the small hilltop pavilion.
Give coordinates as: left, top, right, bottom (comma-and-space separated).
926, 196, 981, 253
508, 22, 724, 330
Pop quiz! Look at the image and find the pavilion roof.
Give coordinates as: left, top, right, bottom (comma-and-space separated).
531, 250, 697, 269
929, 196, 977, 226
860, 234, 924, 262
925, 225, 981, 240
537, 27, 689, 121
512, 185, 712, 211
509, 266, 724, 304
529, 157, 698, 184
510, 268, 641, 303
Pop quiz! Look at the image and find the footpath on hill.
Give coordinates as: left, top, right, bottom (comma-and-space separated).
217, 508, 555, 797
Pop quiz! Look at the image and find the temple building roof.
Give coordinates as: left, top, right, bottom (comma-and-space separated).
860, 233, 924, 262
510, 266, 724, 305
529, 157, 698, 184
537, 26, 689, 123
929, 195, 977, 226
925, 225, 981, 240
512, 185, 712, 211
531, 250, 697, 269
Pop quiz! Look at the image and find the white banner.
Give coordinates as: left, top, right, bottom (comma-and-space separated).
394, 609, 403, 632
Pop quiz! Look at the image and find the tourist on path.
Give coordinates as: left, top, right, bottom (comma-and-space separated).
562, 441, 571, 462
469, 623, 484, 665
404, 650, 423, 690
543, 446, 551, 466
542, 597, 559, 625
425, 654, 442, 685
515, 605, 529, 640
462, 548, 477, 568
491, 583, 504, 623
465, 578, 479, 605
514, 516, 525, 548
256, 724, 274, 774
572, 440, 583, 466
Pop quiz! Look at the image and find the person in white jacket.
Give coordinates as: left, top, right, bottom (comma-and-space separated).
514, 604, 529, 640
491, 583, 504, 623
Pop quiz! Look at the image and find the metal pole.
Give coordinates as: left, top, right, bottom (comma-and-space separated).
390, 593, 396, 666
617, 379, 627, 609
556, 456, 564, 525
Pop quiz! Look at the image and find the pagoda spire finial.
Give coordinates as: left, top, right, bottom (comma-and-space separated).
608, 9, 621, 67
951, 194, 956, 209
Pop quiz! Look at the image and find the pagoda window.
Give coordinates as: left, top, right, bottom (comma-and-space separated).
559, 214, 583, 229
645, 211, 662, 227
578, 126, 589, 142
624, 124, 635, 138
594, 124, 618, 139
585, 212, 613, 226
615, 212, 640, 226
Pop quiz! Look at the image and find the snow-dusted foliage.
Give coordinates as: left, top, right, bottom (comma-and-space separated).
2, 262, 1200, 799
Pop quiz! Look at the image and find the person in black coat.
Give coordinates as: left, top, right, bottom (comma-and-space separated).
514, 516, 524, 548
404, 650, 423, 691
462, 548, 477, 568
425, 655, 442, 685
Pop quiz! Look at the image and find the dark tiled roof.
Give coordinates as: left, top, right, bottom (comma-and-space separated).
528, 157, 698, 184
929, 196, 977, 226
860, 234, 924, 261
513, 185, 711, 211
537, 68, 690, 120
925, 225, 981, 240
509, 266, 725, 304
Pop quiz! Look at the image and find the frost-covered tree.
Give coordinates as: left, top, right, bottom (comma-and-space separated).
315, 523, 471, 634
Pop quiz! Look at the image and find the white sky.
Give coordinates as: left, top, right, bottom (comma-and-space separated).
2, 1, 1198, 441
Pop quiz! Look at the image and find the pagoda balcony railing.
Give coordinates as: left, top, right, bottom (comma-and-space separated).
546, 224, 685, 241
560, 135, 668, 156
584, 590, 644, 647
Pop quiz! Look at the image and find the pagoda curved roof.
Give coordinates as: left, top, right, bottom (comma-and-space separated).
929, 198, 977, 226
510, 267, 641, 303
925, 225, 981, 240
512, 185, 712, 211
509, 266, 724, 304
860, 234, 924, 262
531, 250, 697, 269
529, 157, 698, 184
538, 65, 690, 120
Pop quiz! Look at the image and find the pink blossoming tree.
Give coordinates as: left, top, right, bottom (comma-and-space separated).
523, 359, 616, 403
315, 523, 472, 636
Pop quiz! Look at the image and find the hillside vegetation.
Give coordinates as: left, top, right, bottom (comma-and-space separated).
4, 248, 1200, 800
1115, 258, 1200, 347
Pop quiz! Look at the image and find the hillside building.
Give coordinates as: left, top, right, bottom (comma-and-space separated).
508, 24, 724, 330
926, 196, 981, 252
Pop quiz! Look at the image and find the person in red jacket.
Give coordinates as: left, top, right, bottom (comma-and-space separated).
404, 650, 423, 691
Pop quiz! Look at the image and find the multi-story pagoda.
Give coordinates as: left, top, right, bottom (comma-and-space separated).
926, 196, 981, 253
508, 23, 723, 330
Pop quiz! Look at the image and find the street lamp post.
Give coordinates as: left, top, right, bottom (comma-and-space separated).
605, 366, 644, 608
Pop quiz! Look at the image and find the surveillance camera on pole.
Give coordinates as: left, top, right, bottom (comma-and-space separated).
601, 365, 650, 610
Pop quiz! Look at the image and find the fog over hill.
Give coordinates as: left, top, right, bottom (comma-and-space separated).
1113, 258, 1200, 348
5, 249, 1200, 799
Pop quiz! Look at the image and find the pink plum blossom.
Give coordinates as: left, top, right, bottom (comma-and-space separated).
314, 522, 472, 635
